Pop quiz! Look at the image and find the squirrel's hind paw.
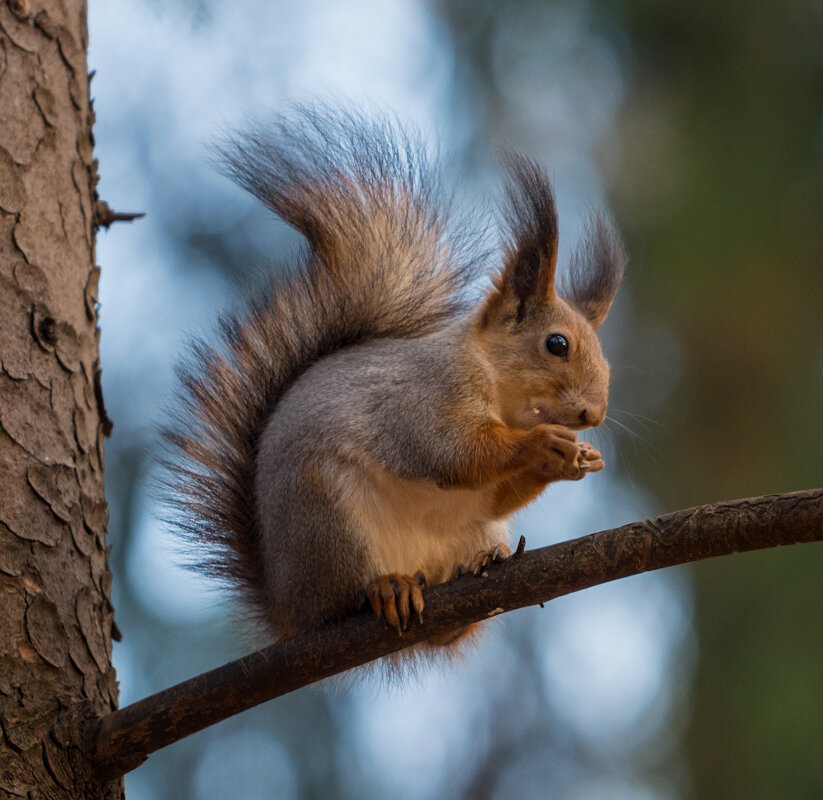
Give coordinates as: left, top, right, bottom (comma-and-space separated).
367, 572, 426, 635
453, 542, 511, 579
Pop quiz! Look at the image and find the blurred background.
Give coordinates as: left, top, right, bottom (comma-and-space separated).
88, 0, 823, 798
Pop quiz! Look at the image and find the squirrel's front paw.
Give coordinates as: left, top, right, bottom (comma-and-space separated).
527, 424, 582, 481
525, 425, 605, 481
576, 442, 604, 479
367, 572, 426, 635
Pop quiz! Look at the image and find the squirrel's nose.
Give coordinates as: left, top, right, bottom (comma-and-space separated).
580, 407, 606, 428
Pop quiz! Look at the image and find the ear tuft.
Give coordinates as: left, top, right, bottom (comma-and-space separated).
498, 153, 559, 320
560, 213, 626, 328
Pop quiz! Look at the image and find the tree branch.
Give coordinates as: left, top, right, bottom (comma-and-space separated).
88, 488, 823, 778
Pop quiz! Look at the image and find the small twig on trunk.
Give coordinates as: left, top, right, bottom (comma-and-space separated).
93, 200, 145, 229
88, 487, 823, 779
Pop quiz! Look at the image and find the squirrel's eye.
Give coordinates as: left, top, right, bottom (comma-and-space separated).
545, 334, 569, 358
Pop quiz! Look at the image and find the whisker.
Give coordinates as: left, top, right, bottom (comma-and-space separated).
605, 414, 645, 441
610, 408, 666, 431
608, 414, 657, 439
599, 419, 642, 497
604, 415, 663, 471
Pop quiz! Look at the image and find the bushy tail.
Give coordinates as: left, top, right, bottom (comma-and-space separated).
164, 107, 481, 626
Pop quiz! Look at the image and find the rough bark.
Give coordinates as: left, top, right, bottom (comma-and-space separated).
89, 487, 823, 779
0, 1, 121, 797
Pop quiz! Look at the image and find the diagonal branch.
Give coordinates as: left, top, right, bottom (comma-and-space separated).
88, 487, 823, 779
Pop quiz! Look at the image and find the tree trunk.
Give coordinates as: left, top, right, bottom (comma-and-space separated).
0, 0, 121, 796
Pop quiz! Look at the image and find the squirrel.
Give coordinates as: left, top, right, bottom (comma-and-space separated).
165, 106, 625, 655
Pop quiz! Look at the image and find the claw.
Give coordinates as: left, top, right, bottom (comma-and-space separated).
367, 581, 384, 623
411, 579, 425, 624
466, 542, 511, 577
396, 580, 410, 631
366, 573, 427, 634
380, 581, 401, 635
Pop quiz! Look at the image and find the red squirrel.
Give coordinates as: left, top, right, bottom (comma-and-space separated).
166, 107, 625, 654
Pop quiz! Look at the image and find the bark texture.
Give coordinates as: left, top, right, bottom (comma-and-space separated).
90, 488, 823, 778
0, 1, 121, 797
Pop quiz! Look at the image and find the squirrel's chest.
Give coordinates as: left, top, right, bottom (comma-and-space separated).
334, 460, 508, 584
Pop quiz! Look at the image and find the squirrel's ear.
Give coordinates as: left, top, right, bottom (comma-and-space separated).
494, 153, 559, 323
559, 213, 626, 329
